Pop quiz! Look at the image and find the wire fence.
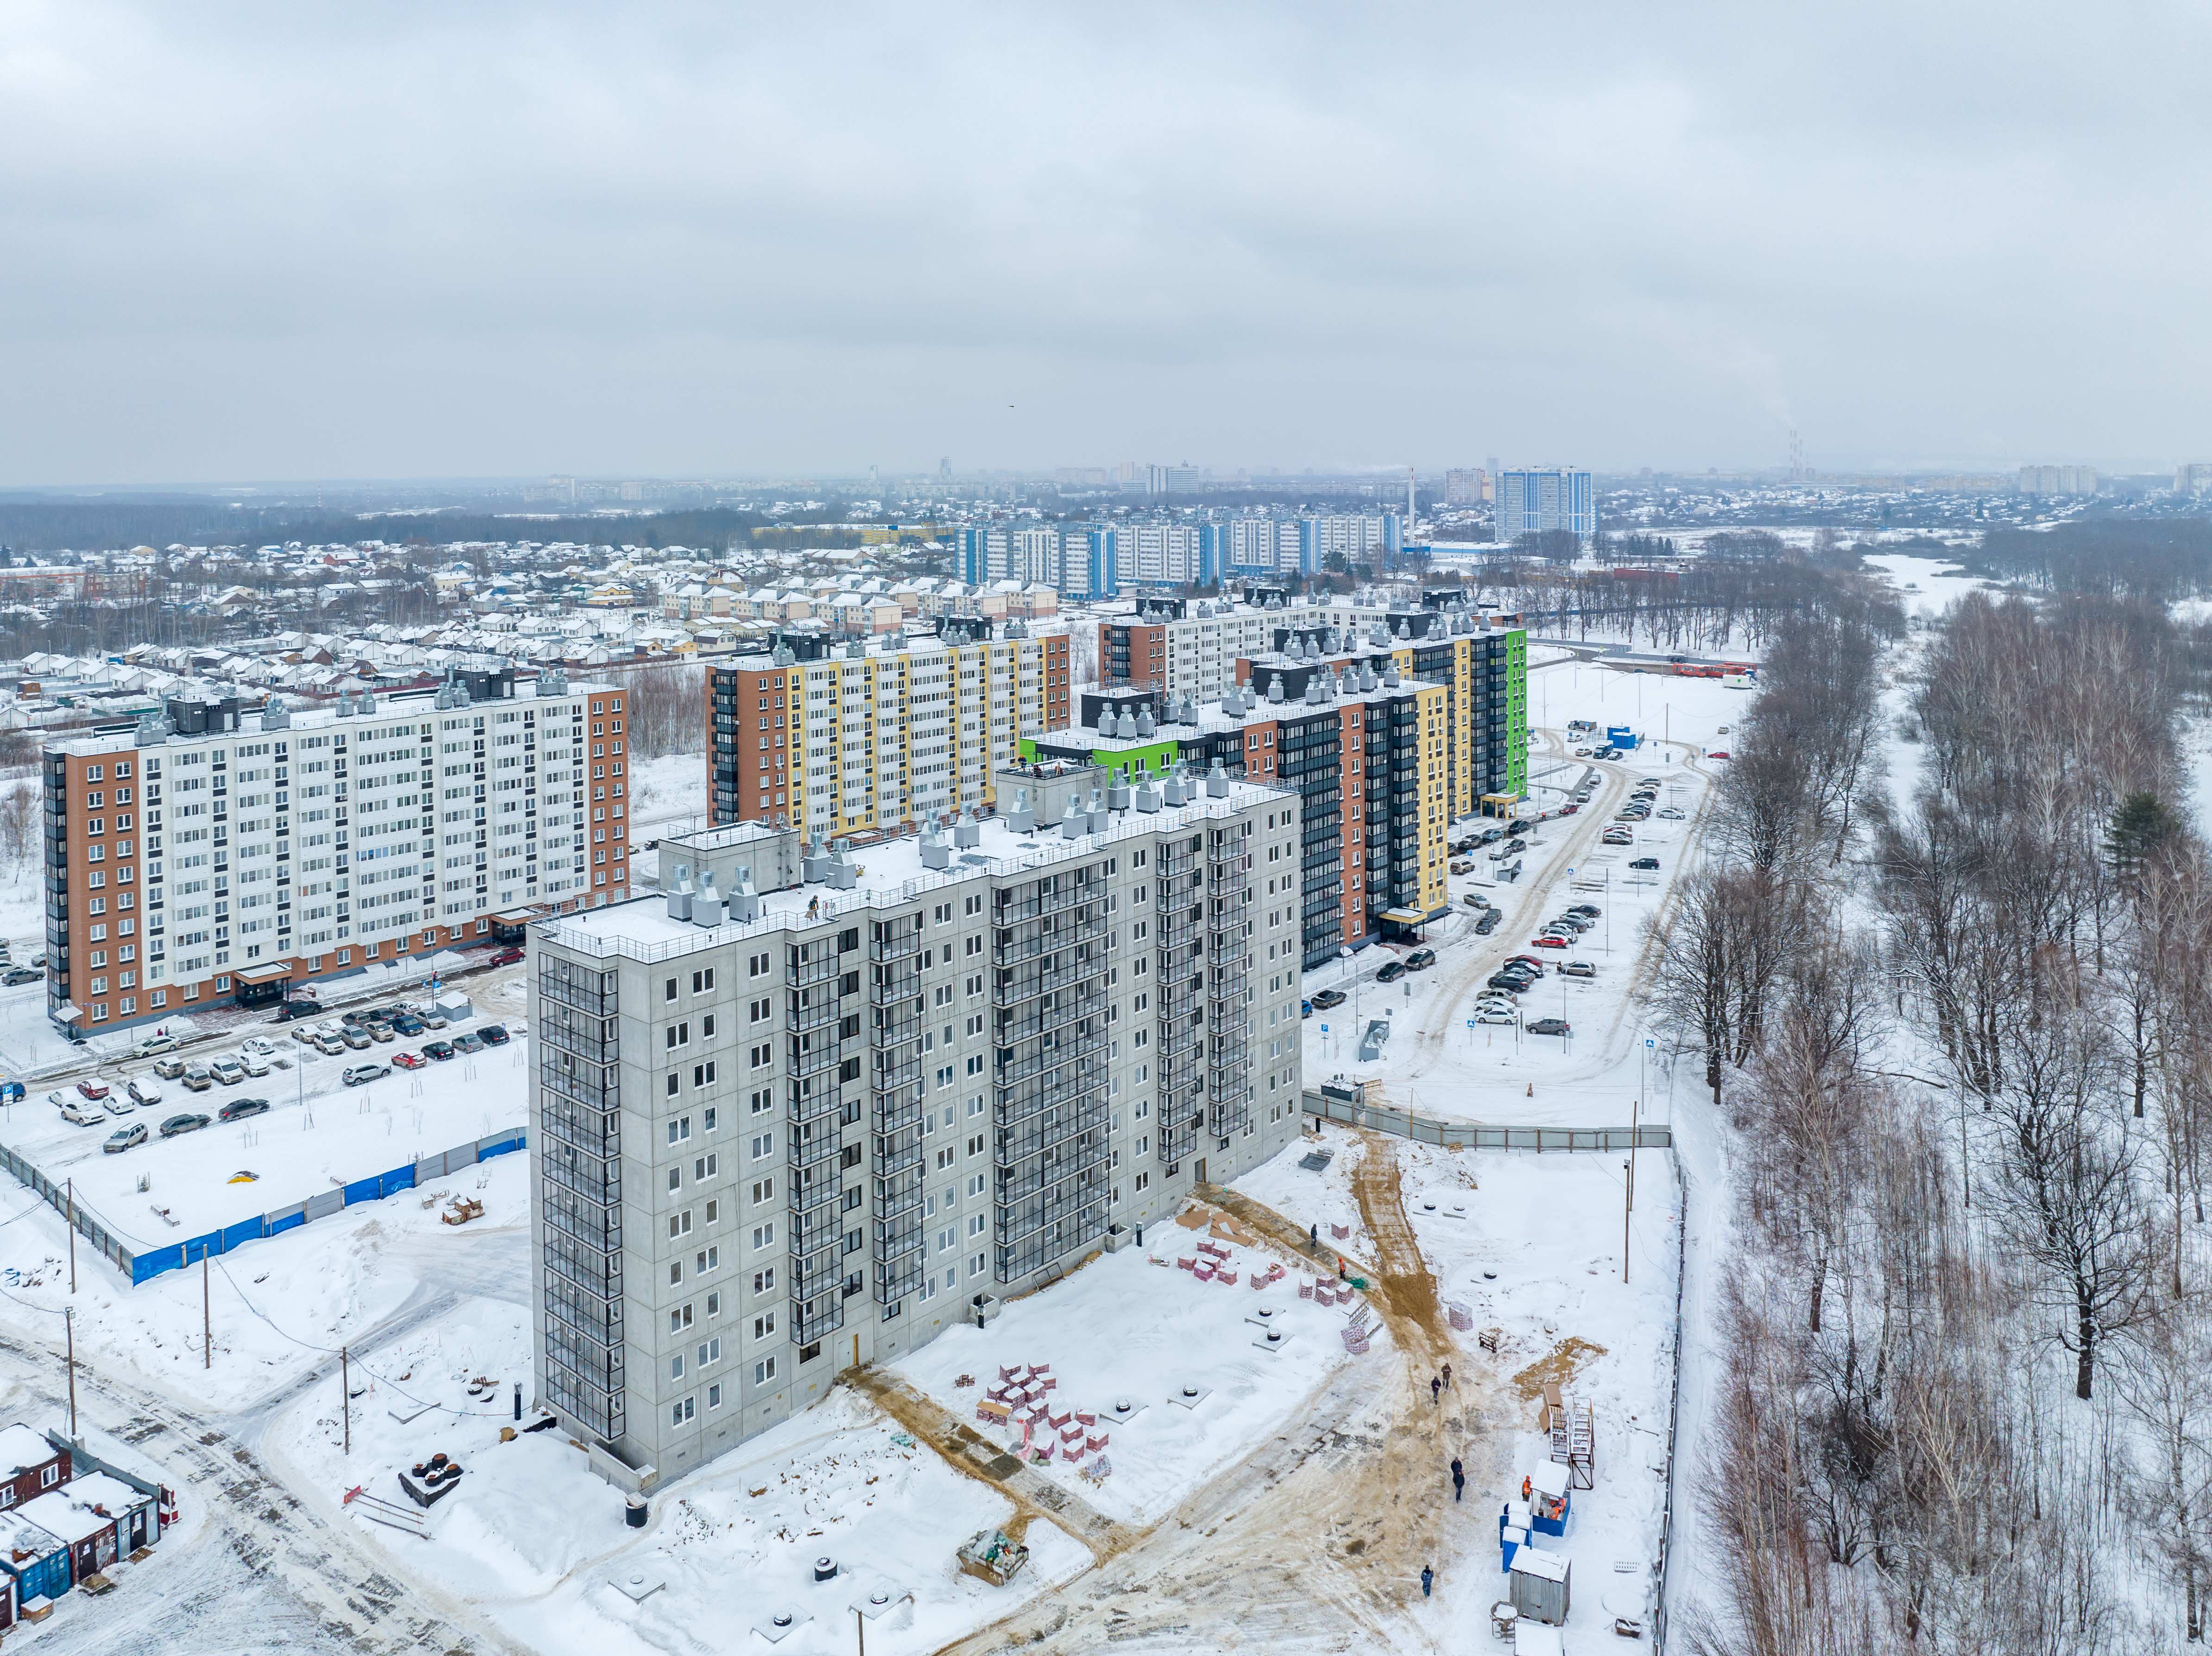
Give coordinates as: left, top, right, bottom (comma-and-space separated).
1299, 1089, 1672, 1152
0, 1128, 527, 1285
1652, 1145, 1690, 1653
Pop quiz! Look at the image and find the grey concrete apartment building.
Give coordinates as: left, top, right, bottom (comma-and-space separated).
527, 763, 1307, 1486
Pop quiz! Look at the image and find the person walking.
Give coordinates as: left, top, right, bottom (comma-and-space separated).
1451, 1458, 1465, 1502
1431, 1374, 1441, 1405
1442, 1361, 1453, 1389
1420, 1564, 1435, 1599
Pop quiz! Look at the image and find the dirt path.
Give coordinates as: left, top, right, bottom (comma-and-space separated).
844, 1368, 1138, 1563
922, 1148, 1509, 1654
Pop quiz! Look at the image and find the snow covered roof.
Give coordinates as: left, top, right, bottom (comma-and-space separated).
0, 1428, 56, 1478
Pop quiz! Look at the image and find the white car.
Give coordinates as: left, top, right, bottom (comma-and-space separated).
1475, 1009, 1516, 1026
58, 1101, 106, 1127
209, 1058, 246, 1086
127, 1077, 164, 1108
236, 1051, 271, 1078
240, 1037, 278, 1058
101, 1095, 135, 1117
1657, 808, 1685, 820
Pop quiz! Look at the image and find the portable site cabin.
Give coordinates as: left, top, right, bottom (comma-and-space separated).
1509, 1544, 1571, 1626
0, 1513, 69, 1611
1498, 1499, 1534, 1570
18, 1491, 115, 1584
59, 1473, 158, 1559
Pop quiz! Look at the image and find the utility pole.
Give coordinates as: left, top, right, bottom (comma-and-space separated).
64, 1307, 77, 1437
1622, 1158, 1632, 1285
203, 1251, 212, 1369
66, 1179, 75, 1294
341, 1346, 351, 1456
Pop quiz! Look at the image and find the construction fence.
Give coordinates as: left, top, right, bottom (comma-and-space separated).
0, 1129, 527, 1286
1300, 1089, 1671, 1152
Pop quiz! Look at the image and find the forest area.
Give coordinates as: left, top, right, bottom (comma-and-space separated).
1653, 542, 2212, 1652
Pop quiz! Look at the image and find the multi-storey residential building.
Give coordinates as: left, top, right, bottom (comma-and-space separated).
42, 667, 630, 1037
2017, 464, 2098, 497
1026, 653, 1455, 968
707, 623, 1072, 844
1496, 468, 1596, 541
1443, 467, 1491, 505
528, 771, 1303, 1484
1098, 597, 1529, 819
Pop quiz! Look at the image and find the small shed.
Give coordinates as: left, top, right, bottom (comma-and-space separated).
1509, 1544, 1571, 1627
62, 1473, 158, 1559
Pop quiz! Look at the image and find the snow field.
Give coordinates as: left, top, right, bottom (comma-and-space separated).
269, 1309, 1087, 1656
1234, 1126, 1681, 1650
1234, 1127, 1372, 1259
894, 1235, 1370, 1523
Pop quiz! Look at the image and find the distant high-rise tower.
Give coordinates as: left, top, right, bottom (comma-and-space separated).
938, 456, 952, 483
1788, 430, 1806, 483
1496, 468, 1596, 542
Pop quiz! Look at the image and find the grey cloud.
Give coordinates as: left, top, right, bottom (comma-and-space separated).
2, 0, 2208, 483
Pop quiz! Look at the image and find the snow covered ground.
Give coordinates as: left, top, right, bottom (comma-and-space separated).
265, 1304, 1090, 1656
1234, 1123, 1681, 1650
894, 1235, 1368, 1524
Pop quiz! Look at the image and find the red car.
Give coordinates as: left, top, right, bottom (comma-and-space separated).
489, 947, 525, 967
1561, 804, 1580, 815
1533, 936, 1569, 948
76, 1078, 110, 1102
391, 1051, 426, 1070
1707, 750, 1731, 760
1506, 955, 1547, 971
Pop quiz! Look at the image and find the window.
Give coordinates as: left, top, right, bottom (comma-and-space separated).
671, 1396, 695, 1425
692, 1061, 717, 1087
707, 1383, 723, 1410
752, 1267, 775, 1294
665, 976, 678, 1001
752, 1311, 777, 1339
692, 967, 716, 993
694, 1152, 719, 1180
666, 1117, 692, 1145
695, 1245, 720, 1273
667, 1166, 682, 1193
751, 1222, 775, 1249
669, 1304, 694, 1333
670, 1354, 685, 1379
754, 1356, 778, 1385
669, 1210, 693, 1238
751, 1177, 776, 1203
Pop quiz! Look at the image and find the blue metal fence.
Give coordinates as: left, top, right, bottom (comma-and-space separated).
58, 1127, 534, 1286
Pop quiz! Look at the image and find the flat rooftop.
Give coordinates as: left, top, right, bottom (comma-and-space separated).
45, 677, 611, 758
539, 776, 1292, 963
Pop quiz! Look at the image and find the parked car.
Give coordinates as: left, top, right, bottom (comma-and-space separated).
100, 1093, 134, 1117
343, 1063, 391, 1087
103, 1123, 147, 1154
1708, 750, 1731, 760
181, 1064, 214, 1091
1630, 856, 1661, 870
59, 1100, 106, 1127
423, 1040, 456, 1061
1448, 859, 1474, 875
1375, 961, 1408, 984
271, 999, 319, 1022
291, 1026, 322, 1046
489, 946, 525, 967
153, 1054, 186, 1079
419, 1011, 449, 1031
367, 1024, 396, 1044
133, 1033, 177, 1057
1506, 955, 1548, 970
1476, 1009, 1515, 1026
1474, 912, 1501, 935
1310, 988, 1346, 1010
160, 1112, 211, 1138
453, 1031, 485, 1054
1560, 804, 1580, 816
1405, 949, 1437, 971
1462, 893, 1487, 908
1527, 1018, 1572, 1037
1533, 936, 1569, 949
392, 1051, 426, 1071
1568, 904, 1600, 918
237, 1051, 272, 1078
75, 1078, 111, 1102
241, 1037, 278, 1058
1602, 830, 1634, 847
313, 1033, 348, 1056
219, 1097, 271, 1122
127, 1076, 164, 1108
1560, 961, 1597, 979
209, 1058, 246, 1087
1658, 808, 1685, 820
478, 1024, 511, 1047
391, 1015, 425, 1037
341, 1029, 373, 1051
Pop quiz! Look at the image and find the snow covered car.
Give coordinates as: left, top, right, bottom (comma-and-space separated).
75, 1078, 110, 1102
59, 1100, 106, 1127
391, 1051, 426, 1071
103, 1123, 147, 1154
127, 1077, 164, 1107
160, 1112, 211, 1138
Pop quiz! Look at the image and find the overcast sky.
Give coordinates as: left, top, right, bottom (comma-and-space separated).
3, 0, 2207, 486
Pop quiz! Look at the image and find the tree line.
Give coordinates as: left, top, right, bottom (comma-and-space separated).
1653, 568, 2212, 1650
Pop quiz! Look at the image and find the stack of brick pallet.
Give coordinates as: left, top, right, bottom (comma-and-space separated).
1341, 1304, 1374, 1355
976, 1360, 1110, 1479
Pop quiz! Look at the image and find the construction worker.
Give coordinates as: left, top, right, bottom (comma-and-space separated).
1521, 1473, 1533, 1503
1420, 1564, 1435, 1599
1451, 1458, 1465, 1502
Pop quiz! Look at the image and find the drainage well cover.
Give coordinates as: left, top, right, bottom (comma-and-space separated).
1251, 1331, 1294, 1355
1168, 1385, 1213, 1409
612, 1573, 665, 1604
